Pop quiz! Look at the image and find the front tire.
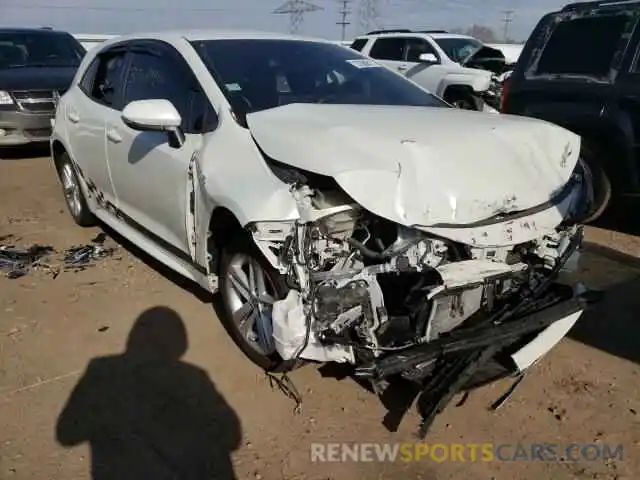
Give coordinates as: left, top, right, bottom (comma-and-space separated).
445, 91, 480, 110
217, 232, 298, 372
55, 152, 96, 227
580, 143, 612, 223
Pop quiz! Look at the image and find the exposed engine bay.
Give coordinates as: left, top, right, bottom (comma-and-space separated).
249, 160, 593, 437
461, 46, 511, 112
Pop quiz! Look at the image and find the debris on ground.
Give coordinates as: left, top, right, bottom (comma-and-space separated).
0, 243, 56, 279
62, 232, 118, 272
0, 232, 119, 279
62, 246, 116, 271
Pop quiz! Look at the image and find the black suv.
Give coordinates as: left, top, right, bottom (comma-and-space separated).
0, 27, 85, 147
502, 0, 640, 221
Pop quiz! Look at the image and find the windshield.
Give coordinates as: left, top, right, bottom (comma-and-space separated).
191, 39, 447, 116
0, 32, 85, 68
433, 37, 483, 63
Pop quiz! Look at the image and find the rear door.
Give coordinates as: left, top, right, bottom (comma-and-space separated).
366, 37, 408, 73
64, 45, 128, 205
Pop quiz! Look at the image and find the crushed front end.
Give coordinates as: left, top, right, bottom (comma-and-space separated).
249, 162, 597, 437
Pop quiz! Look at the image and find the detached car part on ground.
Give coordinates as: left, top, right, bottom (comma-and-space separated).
51, 32, 599, 437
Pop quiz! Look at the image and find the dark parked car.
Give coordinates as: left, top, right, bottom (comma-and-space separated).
501, 0, 640, 221
0, 27, 85, 147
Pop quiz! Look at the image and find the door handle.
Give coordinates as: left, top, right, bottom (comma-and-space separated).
67, 109, 80, 123
106, 127, 122, 143
397, 64, 409, 71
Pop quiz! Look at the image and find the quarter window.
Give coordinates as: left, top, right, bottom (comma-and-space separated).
349, 38, 368, 52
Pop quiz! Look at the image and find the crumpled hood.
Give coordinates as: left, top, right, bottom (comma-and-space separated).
246, 103, 581, 227
461, 45, 508, 75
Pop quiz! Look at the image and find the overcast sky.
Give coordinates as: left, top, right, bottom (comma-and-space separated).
2, 0, 568, 42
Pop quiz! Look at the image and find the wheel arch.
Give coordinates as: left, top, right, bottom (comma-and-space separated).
51, 139, 68, 171
442, 83, 475, 99
442, 84, 478, 108
206, 206, 245, 275
565, 121, 634, 194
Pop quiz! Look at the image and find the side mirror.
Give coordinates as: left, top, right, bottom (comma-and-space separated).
122, 99, 185, 148
122, 99, 182, 132
418, 53, 438, 63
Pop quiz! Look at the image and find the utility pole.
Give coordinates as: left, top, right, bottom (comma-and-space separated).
501, 9, 514, 42
337, 0, 351, 41
273, 0, 322, 34
358, 0, 381, 34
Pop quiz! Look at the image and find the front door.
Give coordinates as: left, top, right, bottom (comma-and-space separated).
401, 37, 443, 94
105, 43, 209, 257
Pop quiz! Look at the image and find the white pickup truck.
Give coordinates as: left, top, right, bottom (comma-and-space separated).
349, 29, 509, 111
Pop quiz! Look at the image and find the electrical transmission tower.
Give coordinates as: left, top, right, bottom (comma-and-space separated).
273, 0, 323, 34
336, 0, 351, 41
358, 0, 381, 34
501, 10, 514, 42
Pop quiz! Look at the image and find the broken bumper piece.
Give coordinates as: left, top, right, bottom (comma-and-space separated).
354, 283, 596, 438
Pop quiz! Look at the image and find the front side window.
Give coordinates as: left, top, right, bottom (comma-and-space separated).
404, 38, 438, 62
191, 39, 447, 120
123, 50, 216, 133
90, 51, 127, 108
0, 32, 85, 69
433, 37, 483, 63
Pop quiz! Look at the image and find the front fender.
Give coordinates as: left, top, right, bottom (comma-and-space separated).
435, 71, 493, 96
518, 101, 636, 191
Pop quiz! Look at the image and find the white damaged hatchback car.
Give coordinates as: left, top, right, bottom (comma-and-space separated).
51, 30, 598, 436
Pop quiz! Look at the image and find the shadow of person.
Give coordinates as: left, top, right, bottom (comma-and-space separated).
56, 306, 242, 480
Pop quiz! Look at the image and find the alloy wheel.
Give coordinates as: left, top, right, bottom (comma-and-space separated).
222, 252, 279, 356
61, 163, 82, 219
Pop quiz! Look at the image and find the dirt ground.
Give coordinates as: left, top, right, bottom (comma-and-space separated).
1, 148, 639, 480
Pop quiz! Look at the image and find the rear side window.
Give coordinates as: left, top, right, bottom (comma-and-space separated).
535, 14, 632, 77
349, 38, 367, 52
369, 38, 405, 60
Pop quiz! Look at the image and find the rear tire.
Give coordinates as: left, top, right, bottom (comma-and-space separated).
217, 231, 299, 372
55, 152, 96, 227
580, 143, 612, 223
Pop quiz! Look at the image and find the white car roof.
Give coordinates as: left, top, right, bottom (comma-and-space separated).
427, 33, 479, 41
98, 29, 332, 45
354, 31, 478, 41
